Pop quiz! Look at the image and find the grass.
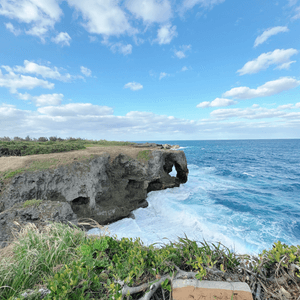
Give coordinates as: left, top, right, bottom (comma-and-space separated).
0, 137, 135, 157
0, 219, 299, 300
136, 150, 151, 162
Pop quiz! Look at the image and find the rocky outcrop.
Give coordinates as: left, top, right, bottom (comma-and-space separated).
0, 149, 188, 248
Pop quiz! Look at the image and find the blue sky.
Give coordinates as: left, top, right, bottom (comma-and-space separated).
1, 0, 300, 141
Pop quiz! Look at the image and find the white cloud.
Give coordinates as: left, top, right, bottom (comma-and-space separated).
88, 35, 97, 42
66, 0, 135, 36
174, 45, 191, 59
101, 38, 133, 55
0, 68, 54, 93
1, 102, 300, 140
223, 77, 300, 100
181, 66, 188, 71
51, 32, 71, 46
181, 0, 225, 10
175, 51, 185, 58
292, 5, 300, 19
33, 93, 64, 107
254, 26, 289, 47
38, 103, 113, 116
15, 92, 32, 100
210, 104, 300, 120
2, 60, 74, 82
5, 22, 21, 35
237, 49, 298, 75
155, 23, 177, 44
0, 0, 63, 41
295, 102, 300, 108
125, 0, 172, 23
80, 66, 92, 77
159, 72, 168, 79
124, 82, 143, 91
288, 0, 298, 6
110, 43, 133, 55
197, 98, 237, 108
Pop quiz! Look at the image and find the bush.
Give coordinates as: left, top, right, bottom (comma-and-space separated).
38, 137, 48, 142
0, 136, 11, 142
57, 138, 64, 142
24, 135, 32, 142
49, 136, 58, 142
13, 137, 24, 142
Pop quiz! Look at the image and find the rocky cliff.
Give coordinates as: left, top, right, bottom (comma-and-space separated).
0, 146, 188, 249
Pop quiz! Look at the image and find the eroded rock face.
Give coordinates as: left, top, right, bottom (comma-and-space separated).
0, 149, 188, 248
0, 200, 79, 249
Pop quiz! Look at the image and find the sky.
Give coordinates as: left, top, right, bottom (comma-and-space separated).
0, 0, 300, 141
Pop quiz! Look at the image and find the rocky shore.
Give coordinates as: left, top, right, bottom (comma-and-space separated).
0, 143, 188, 249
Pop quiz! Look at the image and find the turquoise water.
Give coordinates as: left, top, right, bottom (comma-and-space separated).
87, 139, 300, 255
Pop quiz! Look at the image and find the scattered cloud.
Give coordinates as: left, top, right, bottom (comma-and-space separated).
102, 38, 133, 55
223, 77, 300, 100
174, 45, 191, 59
237, 48, 298, 75
254, 26, 289, 47
33, 93, 64, 107
125, 0, 172, 23
2, 60, 74, 82
66, 0, 136, 36
2, 102, 300, 140
5, 22, 21, 35
38, 103, 113, 116
0, 68, 54, 93
0, 0, 63, 42
159, 72, 169, 79
51, 32, 71, 46
210, 103, 300, 120
88, 35, 97, 42
124, 82, 143, 91
288, 0, 298, 6
181, 66, 188, 71
180, 0, 225, 14
80, 66, 92, 77
155, 23, 177, 44
197, 98, 238, 108
292, 5, 300, 19
111, 42, 133, 55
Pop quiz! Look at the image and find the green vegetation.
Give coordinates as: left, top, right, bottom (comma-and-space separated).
0, 220, 299, 300
137, 150, 151, 162
0, 136, 135, 157
21, 199, 43, 209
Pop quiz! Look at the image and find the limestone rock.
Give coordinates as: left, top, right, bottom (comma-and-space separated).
0, 200, 79, 249
0, 149, 188, 248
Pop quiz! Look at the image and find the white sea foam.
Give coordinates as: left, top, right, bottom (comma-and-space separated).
87, 164, 267, 255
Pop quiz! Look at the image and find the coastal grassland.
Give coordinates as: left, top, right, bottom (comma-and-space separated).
0, 220, 299, 300
0, 136, 135, 157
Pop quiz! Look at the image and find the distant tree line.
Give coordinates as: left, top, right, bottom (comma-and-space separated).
0, 136, 92, 142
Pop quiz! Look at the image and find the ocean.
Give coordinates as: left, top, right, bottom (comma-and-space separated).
87, 139, 300, 256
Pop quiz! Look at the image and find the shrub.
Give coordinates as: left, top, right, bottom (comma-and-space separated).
13, 137, 24, 142
38, 137, 48, 142
49, 136, 58, 142
25, 135, 32, 142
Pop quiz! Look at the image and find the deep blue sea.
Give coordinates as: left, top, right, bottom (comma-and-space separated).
87, 140, 300, 256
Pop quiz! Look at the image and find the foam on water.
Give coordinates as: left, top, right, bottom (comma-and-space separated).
87, 140, 300, 256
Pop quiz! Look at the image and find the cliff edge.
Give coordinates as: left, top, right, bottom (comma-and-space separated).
0, 144, 188, 249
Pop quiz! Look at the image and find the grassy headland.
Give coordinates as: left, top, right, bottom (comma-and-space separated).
0, 136, 299, 299
0, 136, 135, 157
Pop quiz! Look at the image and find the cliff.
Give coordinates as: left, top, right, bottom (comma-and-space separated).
0, 144, 188, 249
